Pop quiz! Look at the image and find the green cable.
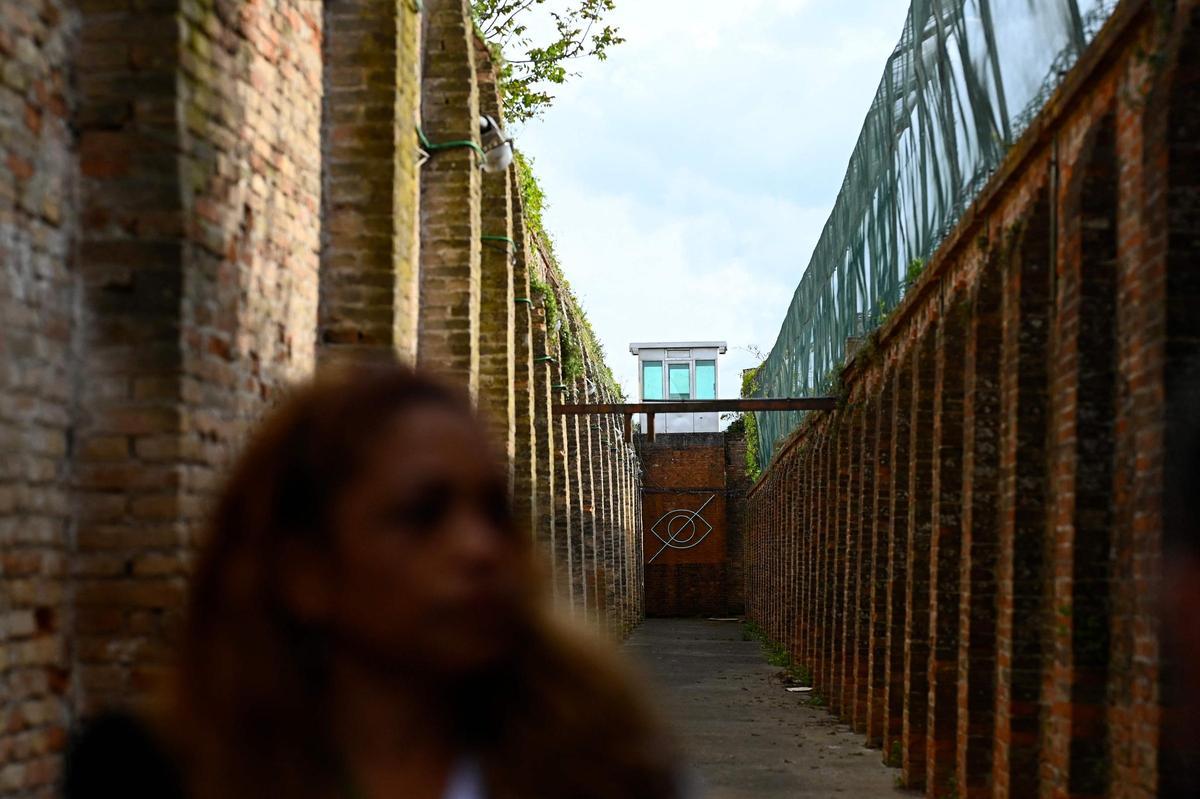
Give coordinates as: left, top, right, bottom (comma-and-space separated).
515, 298, 533, 305
481, 235, 515, 246
552, 384, 569, 391
416, 126, 484, 158
535, 355, 557, 363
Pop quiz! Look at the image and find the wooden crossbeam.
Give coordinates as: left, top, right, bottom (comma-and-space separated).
552, 398, 838, 443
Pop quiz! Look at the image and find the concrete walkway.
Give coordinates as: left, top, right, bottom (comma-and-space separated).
625, 619, 910, 799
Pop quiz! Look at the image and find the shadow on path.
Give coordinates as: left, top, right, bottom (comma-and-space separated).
625, 619, 912, 799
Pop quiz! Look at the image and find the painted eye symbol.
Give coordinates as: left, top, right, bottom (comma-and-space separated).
648, 495, 716, 563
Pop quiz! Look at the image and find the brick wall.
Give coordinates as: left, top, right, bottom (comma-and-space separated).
318, 0, 422, 358
743, 1, 1199, 795
70, 0, 325, 719
0, 1, 645, 794
474, 36, 515, 467
0, 3, 78, 794
417, 0, 480, 395
641, 433, 742, 617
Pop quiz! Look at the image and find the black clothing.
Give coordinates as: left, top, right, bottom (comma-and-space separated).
63, 712, 186, 799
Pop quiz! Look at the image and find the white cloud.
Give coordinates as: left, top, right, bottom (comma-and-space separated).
513, 0, 912, 402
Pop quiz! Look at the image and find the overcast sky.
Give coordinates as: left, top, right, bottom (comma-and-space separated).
513, 0, 913, 400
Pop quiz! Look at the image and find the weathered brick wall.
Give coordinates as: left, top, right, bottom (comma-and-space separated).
524, 237, 644, 630
509, 169, 537, 526
744, 1, 1198, 796
641, 434, 733, 617
69, 0, 325, 719
417, 0, 480, 396
0, 3, 78, 795
0, 0, 645, 795
319, 1, 422, 358
178, 0, 324, 506
474, 36, 515, 467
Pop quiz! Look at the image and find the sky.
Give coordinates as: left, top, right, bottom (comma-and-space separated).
511, 0, 913, 401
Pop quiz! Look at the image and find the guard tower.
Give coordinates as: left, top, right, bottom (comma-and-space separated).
629, 341, 728, 434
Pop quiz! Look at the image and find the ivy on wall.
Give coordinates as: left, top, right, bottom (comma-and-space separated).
740, 365, 762, 481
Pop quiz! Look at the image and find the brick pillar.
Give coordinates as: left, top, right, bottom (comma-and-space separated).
417, 0, 480, 394
853, 395, 877, 733
754, 488, 763, 628
817, 425, 836, 698
801, 437, 821, 680
594, 409, 614, 631
792, 455, 803, 653
635, 449, 645, 624
784, 461, 792, 643
764, 471, 774, 636
771, 467, 780, 642
902, 332, 936, 789
614, 435, 628, 631
838, 407, 862, 719
634, 449, 645, 624
776, 467, 785, 641
577, 376, 599, 624
620, 441, 632, 630
994, 189, 1052, 798
1042, 115, 1118, 798
76, 0, 325, 715
792, 444, 810, 664
614, 415, 627, 628
565, 389, 586, 615
1144, 17, 1200, 793
607, 412, 622, 635
74, 0, 188, 714
552, 357, 574, 609
319, 0, 421, 359
511, 180, 537, 527
747, 493, 755, 625
474, 40, 515, 471
531, 306, 555, 565
883, 357, 913, 766
867, 376, 895, 747
828, 415, 850, 708
928, 299, 968, 795
764, 465, 774, 631
751, 491, 758, 624
957, 255, 1003, 799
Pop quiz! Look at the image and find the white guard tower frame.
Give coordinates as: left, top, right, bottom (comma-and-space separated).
629, 341, 728, 434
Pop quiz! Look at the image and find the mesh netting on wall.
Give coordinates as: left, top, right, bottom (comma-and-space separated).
753, 0, 1116, 468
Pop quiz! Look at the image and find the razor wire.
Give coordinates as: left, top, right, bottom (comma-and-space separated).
752, 0, 1117, 468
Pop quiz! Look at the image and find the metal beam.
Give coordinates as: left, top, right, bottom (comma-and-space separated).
553, 398, 838, 415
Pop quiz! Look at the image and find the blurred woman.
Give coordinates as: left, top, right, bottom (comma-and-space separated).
66, 361, 682, 799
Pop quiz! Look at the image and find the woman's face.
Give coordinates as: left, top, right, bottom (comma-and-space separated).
321, 403, 526, 677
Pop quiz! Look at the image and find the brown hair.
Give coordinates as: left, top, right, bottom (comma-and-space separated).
169, 360, 679, 799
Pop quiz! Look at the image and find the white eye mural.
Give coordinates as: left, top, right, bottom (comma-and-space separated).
647, 495, 716, 564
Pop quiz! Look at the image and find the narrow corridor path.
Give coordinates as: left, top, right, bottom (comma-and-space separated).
625, 619, 909, 799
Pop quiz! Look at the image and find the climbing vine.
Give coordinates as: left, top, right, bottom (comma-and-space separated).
514, 152, 550, 247
741, 365, 762, 481
559, 324, 584, 382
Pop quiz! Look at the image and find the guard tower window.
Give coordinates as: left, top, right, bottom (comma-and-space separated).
643, 361, 664, 400
695, 360, 716, 400
668, 363, 691, 400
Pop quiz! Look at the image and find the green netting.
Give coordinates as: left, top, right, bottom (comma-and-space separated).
753, 0, 1116, 468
